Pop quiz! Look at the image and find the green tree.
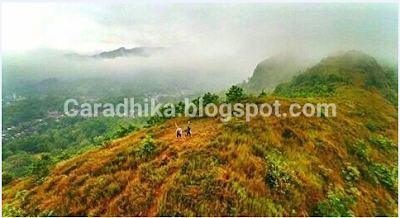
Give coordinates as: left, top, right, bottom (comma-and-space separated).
203, 92, 219, 105
226, 85, 245, 102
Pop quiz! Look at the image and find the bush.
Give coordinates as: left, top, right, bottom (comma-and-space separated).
130, 136, 157, 161
264, 150, 295, 195
348, 140, 369, 162
27, 153, 55, 183
2, 171, 15, 185
111, 124, 138, 139
315, 188, 355, 217
342, 165, 360, 184
369, 136, 396, 151
141, 136, 155, 155
2, 203, 26, 217
369, 163, 397, 191
365, 121, 377, 131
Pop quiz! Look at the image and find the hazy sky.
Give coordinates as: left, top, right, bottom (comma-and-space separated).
1, 3, 398, 86
2, 3, 398, 58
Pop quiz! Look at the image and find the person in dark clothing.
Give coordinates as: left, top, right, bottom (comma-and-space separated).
186, 121, 191, 137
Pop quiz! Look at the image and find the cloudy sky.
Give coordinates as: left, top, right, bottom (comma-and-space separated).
1, 3, 398, 85
2, 3, 398, 58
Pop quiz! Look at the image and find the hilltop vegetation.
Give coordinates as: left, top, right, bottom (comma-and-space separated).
2, 51, 398, 216
275, 51, 398, 104
241, 54, 311, 94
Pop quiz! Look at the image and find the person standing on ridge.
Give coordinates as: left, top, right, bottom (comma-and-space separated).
175, 123, 182, 141
186, 121, 192, 137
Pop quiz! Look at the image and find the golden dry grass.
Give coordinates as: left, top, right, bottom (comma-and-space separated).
2, 85, 398, 216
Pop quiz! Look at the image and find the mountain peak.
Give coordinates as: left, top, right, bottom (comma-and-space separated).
66, 46, 165, 60
321, 50, 379, 68
274, 50, 397, 102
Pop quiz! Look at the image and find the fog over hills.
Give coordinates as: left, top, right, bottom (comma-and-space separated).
66, 47, 165, 59
2, 3, 398, 96
1, 3, 398, 217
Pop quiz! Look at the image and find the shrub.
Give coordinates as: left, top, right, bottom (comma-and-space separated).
264, 150, 295, 195
365, 121, 377, 131
348, 140, 369, 162
2, 203, 26, 217
342, 165, 360, 184
27, 153, 55, 183
315, 188, 355, 217
147, 115, 167, 126
2, 171, 15, 185
141, 136, 155, 155
111, 124, 138, 139
369, 163, 397, 191
369, 136, 396, 151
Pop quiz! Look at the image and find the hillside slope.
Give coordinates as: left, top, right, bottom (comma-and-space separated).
241, 54, 311, 94
2, 51, 398, 217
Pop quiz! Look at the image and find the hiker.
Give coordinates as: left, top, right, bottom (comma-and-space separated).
186, 121, 191, 137
175, 123, 182, 140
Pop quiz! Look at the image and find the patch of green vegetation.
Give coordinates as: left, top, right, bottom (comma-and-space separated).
3, 117, 139, 178
202, 92, 220, 105
2, 171, 15, 185
342, 165, 360, 185
369, 135, 397, 151
369, 163, 397, 191
365, 121, 377, 132
264, 149, 296, 195
2, 203, 26, 217
230, 181, 283, 216
365, 65, 398, 106
347, 140, 370, 163
274, 73, 345, 97
107, 124, 139, 139
226, 85, 245, 102
27, 153, 55, 184
315, 188, 355, 217
128, 136, 158, 162
141, 136, 155, 156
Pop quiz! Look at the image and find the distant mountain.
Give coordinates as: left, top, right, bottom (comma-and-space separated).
241, 54, 312, 94
66, 47, 165, 60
